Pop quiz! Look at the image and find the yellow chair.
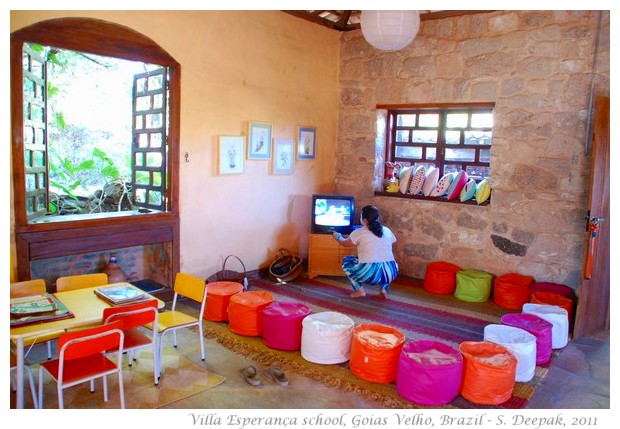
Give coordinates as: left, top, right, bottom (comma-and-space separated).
55, 273, 109, 292
153, 272, 207, 379
10, 279, 57, 360
10, 349, 38, 409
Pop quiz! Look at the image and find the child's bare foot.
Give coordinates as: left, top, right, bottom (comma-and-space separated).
379, 289, 388, 299
350, 289, 366, 298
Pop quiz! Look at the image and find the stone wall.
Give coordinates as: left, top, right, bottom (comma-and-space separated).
335, 10, 609, 289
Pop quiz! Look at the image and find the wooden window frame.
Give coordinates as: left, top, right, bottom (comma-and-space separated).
11, 18, 181, 282
378, 102, 494, 204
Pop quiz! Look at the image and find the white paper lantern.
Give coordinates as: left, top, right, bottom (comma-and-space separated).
361, 10, 420, 51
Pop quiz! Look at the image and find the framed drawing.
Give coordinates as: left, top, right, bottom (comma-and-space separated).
247, 121, 272, 159
218, 135, 245, 175
297, 126, 316, 160
272, 139, 294, 175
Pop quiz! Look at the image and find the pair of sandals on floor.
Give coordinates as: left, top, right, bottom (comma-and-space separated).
241, 364, 288, 387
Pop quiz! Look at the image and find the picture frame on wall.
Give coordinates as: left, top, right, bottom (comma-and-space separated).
247, 121, 272, 159
272, 139, 295, 175
297, 126, 316, 160
218, 135, 245, 175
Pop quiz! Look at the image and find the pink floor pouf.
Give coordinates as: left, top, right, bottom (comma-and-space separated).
396, 340, 463, 405
500, 312, 553, 365
262, 301, 312, 351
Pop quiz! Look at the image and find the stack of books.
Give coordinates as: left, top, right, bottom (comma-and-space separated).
10, 293, 74, 327
94, 283, 148, 305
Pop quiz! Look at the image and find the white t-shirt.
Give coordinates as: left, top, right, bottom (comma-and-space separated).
348, 225, 397, 263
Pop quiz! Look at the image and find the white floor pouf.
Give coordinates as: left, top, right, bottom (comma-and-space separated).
483, 323, 537, 382
522, 303, 569, 349
301, 311, 355, 364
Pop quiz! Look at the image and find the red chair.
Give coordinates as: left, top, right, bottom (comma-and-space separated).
37, 321, 125, 409
103, 299, 159, 386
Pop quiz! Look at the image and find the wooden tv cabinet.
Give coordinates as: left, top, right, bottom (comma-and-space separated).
308, 232, 357, 279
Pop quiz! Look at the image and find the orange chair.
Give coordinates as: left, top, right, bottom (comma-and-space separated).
37, 321, 125, 409
103, 299, 159, 385
10, 349, 38, 409
153, 272, 207, 379
10, 279, 57, 360
56, 273, 109, 292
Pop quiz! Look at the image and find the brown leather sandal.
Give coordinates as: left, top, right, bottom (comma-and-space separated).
265, 365, 289, 386
241, 365, 262, 386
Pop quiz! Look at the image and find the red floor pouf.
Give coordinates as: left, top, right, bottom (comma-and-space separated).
530, 290, 574, 327
500, 312, 553, 365
493, 273, 533, 309
396, 340, 463, 405
227, 291, 275, 336
423, 261, 462, 294
203, 281, 244, 321
459, 341, 517, 405
349, 324, 405, 383
454, 269, 493, 302
262, 301, 312, 351
301, 311, 355, 364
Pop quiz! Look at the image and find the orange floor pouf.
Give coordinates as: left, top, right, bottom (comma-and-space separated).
227, 291, 275, 336
459, 341, 517, 405
493, 273, 534, 309
203, 281, 244, 321
423, 261, 462, 294
349, 324, 405, 383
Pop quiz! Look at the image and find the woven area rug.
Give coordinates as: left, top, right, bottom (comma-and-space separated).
202, 275, 556, 409
15, 347, 226, 409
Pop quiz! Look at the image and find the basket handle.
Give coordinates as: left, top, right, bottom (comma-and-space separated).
222, 255, 247, 274
276, 248, 300, 261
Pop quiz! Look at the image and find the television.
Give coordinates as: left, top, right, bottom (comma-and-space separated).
311, 194, 356, 234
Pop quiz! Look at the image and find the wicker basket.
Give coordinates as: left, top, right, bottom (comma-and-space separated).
207, 255, 248, 290
269, 249, 303, 284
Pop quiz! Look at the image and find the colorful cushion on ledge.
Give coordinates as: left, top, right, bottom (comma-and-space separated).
475, 179, 491, 204
430, 173, 454, 197
446, 171, 468, 200
408, 165, 426, 196
398, 166, 413, 194
422, 167, 439, 196
460, 179, 477, 202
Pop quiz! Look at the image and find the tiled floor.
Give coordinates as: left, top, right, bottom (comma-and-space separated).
12, 283, 610, 411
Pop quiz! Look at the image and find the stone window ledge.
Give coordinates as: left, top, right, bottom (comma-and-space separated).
374, 191, 490, 206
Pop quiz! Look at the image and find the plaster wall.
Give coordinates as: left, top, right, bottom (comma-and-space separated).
10, 10, 340, 280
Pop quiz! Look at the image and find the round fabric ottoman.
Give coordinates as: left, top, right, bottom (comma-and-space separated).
262, 301, 312, 351
454, 269, 493, 302
493, 273, 534, 309
530, 290, 574, 327
522, 303, 569, 349
203, 281, 244, 321
349, 324, 405, 383
500, 313, 553, 365
227, 291, 275, 336
459, 341, 517, 406
423, 261, 462, 294
396, 340, 463, 405
301, 311, 355, 364
483, 324, 537, 382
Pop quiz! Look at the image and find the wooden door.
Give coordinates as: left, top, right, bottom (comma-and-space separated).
573, 96, 610, 338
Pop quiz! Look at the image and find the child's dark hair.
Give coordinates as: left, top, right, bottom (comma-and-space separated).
361, 205, 383, 238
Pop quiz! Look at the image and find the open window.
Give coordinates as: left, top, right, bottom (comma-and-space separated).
11, 18, 181, 281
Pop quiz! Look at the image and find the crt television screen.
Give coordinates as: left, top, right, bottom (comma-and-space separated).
313, 197, 353, 229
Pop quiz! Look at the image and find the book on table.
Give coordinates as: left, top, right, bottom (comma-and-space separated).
10, 293, 74, 327
94, 283, 148, 305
